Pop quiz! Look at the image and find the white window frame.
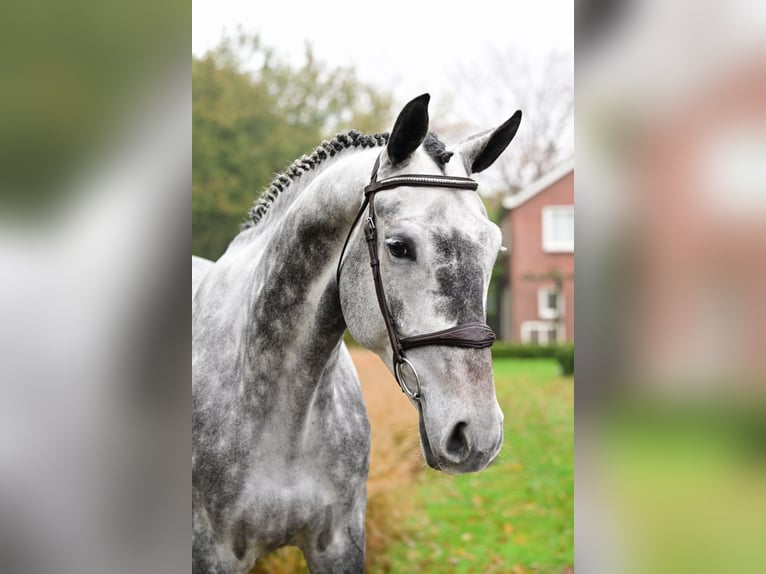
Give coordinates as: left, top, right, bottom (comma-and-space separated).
520, 320, 565, 345
542, 206, 574, 253
538, 287, 563, 320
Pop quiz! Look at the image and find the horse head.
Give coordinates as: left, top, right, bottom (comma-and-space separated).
339, 94, 521, 474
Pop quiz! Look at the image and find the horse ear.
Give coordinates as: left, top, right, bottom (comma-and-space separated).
387, 93, 430, 165
458, 110, 522, 174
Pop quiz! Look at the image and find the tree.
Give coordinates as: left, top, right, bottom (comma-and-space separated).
448, 50, 573, 195
192, 33, 392, 258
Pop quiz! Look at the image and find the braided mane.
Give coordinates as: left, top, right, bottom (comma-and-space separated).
243, 129, 455, 229
243, 130, 389, 229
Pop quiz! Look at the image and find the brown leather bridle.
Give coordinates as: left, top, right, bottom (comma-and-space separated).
337, 155, 496, 400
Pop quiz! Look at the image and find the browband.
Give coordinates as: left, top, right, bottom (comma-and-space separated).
365, 173, 479, 194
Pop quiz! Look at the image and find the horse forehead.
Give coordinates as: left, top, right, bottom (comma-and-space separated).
414, 192, 494, 237
379, 150, 494, 238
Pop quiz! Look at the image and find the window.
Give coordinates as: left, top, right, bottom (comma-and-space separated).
542, 206, 574, 252
520, 321, 564, 345
538, 287, 562, 319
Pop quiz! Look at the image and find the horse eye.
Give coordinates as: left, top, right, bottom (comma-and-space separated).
385, 238, 413, 260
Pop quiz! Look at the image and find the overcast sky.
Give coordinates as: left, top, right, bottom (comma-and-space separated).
193, 0, 573, 111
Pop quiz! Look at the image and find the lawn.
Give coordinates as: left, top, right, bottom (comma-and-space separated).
378, 359, 573, 574
593, 403, 766, 574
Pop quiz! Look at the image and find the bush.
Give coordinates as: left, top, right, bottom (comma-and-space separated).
490, 342, 562, 359
555, 344, 575, 376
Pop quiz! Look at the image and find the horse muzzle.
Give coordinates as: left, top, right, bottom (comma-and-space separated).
418, 408, 504, 474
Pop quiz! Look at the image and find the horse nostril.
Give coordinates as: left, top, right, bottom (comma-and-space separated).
445, 421, 469, 460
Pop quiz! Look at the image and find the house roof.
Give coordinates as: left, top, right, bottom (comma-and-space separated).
501, 159, 574, 210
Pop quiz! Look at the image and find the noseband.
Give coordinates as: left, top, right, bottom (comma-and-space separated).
337, 155, 496, 400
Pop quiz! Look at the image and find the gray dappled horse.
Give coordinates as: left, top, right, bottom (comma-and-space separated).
192, 94, 522, 573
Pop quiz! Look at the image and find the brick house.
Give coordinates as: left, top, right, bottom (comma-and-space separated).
499, 161, 574, 343
630, 59, 766, 379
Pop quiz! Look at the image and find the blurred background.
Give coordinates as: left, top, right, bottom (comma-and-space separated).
577, 0, 766, 573
0, 0, 188, 573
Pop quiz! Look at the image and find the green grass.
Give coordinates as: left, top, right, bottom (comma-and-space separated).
379, 359, 574, 574
595, 402, 766, 574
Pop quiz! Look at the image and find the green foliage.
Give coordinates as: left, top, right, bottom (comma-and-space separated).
491, 342, 564, 360
600, 403, 766, 574
193, 33, 393, 259
382, 359, 574, 573
1, 0, 188, 208
555, 343, 574, 376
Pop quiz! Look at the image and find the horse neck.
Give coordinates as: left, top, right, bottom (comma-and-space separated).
208, 147, 378, 404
